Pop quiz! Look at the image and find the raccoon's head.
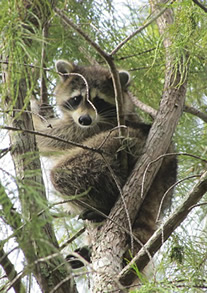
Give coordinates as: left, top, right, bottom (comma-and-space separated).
55, 60, 131, 128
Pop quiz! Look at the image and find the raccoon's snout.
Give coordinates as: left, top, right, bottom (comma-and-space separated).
78, 114, 92, 126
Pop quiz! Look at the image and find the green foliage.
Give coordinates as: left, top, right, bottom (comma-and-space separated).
1, 0, 207, 292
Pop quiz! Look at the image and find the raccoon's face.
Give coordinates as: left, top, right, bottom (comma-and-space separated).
55, 60, 130, 128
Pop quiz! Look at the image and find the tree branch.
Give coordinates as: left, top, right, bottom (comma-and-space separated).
119, 171, 207, 283
1, 125, 104, 154
0, 182, 22, 232
129, 93, 157, 118
54, 8, 109, 61
130, 94, 207, 124
110, 0, 176, 55
192, 0, 207, 13
40, 23, 49, 104
0, 245, 26, 293
54, 7, 125, 130
89, 0, 187, 290
184, 104, 207, 123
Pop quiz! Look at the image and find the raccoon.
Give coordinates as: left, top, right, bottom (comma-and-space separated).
32, 60, 177, 265
32, 61, 141, 153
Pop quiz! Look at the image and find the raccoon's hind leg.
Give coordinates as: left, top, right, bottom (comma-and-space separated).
50, 131, 126, 221
131, 147, 177, 254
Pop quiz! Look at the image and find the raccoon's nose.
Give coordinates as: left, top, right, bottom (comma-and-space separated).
78, 114, 92, 126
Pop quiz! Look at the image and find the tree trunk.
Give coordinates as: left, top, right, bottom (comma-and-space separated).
90, 0, 187, 291
2, 1, 78, 292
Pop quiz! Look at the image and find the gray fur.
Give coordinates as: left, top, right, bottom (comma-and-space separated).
33, 60, 177, 256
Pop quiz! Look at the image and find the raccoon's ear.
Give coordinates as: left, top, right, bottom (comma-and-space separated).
55, 60, 74, 80
119, 70, 130, 88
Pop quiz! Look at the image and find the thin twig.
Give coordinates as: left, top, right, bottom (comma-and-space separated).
101, 154, 135, 255
192, 0, 207, 13
156, 174, 201, 222
59, 72, 97, 117
141, 152, 207, 198
59, 227, 86, 250
1, 108, 52, 127
97, 125, 127, 149
119, 171, 207, 284
54, 8, 109, 61
0, 59, 54, 73
115, 48, 156, 61
188, 201, 207, 210
110, 0, 175, 55
1, 125, 104, 154
0, 147, 12, 159
40, 24, 49, 104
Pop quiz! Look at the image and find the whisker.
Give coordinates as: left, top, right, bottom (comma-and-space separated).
62, 101, 74, 111
98, 109, 117, 117
97, 116, 116, 127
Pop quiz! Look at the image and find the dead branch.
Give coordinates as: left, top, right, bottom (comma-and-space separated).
141, 152, 207, 198
115, 48, 156, 61
156, 174, 201, 222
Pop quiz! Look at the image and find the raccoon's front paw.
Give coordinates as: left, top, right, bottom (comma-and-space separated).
38, 103, 54, 119
79, 209, 106, 222
66, 246, 91, 269
31, 98, 54, 119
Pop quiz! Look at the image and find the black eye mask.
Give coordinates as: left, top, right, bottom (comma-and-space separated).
63, 95, 83, 110
92, 96, 116, 114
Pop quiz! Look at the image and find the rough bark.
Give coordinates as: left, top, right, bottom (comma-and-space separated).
90, 1, 187, 291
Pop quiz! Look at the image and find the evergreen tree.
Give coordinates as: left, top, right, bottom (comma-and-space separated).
0, 0, 207, 292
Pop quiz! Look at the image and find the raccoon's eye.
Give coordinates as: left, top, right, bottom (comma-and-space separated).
63, 95, 83, 110
70, 95, 82, 106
